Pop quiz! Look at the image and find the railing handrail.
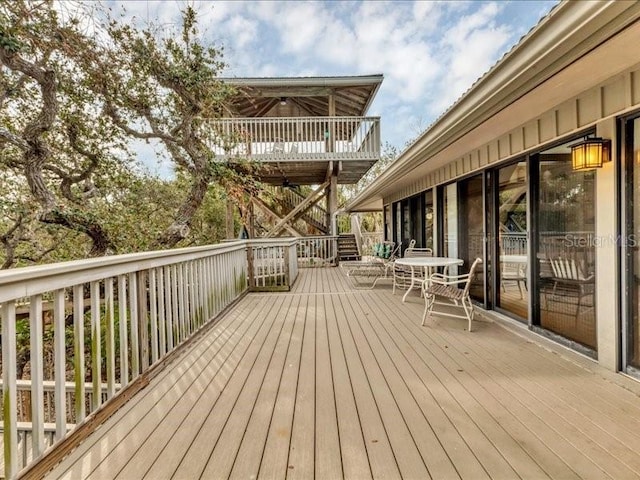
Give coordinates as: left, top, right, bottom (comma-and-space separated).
0, 242, 248, 304
211, 115, 381, 122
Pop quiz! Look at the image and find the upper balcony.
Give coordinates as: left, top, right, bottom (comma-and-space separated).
210, 116, 380, 185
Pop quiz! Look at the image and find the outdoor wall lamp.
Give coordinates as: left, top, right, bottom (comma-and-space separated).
280, 97, 287, 105
571, 137, 611, 171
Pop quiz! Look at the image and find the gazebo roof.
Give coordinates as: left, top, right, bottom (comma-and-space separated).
223, 74, 383, 118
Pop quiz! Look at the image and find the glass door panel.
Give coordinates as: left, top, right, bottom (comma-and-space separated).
459, 175, 486, 304
443, 183, 458, 274
496, 161, 528, 320
425, 190, 435, 251
627, 117, 640, 368
536, 145, 597, 350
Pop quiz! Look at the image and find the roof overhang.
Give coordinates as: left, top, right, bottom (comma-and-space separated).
346, 1, 640, 211
223, 74, 383, 118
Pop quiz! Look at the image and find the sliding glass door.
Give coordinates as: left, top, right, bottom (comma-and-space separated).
458, 175, 487, 304
535, 142, 597, 351
495, 161, 528, 320
626, 116, 640, 370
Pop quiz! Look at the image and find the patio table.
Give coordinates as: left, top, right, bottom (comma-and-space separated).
394, 256, 464, 303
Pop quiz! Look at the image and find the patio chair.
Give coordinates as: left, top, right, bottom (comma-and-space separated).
422, 257, 483, 332
344, 241, 400, 288
392, 244, 433, 293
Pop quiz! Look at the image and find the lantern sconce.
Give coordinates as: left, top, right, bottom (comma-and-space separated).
571, 137, 611, 171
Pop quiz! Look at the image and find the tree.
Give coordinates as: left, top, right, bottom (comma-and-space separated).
0, 0, 133, 260
93, 5, 260, 248
0, 1, 256, 267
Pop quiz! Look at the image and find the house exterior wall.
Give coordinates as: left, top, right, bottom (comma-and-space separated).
380, 63, 640, 371
383, 63, 640, 206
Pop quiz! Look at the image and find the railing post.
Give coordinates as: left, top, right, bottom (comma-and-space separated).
283, 246, 291, 287
2, 301, 18, 480
247, 244, 256, 291
137, 270, 149, 372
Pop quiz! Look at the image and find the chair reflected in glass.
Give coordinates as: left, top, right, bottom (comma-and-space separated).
540, 241, 595, 320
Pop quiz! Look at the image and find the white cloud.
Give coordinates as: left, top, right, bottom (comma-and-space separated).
93, 0, 557, 174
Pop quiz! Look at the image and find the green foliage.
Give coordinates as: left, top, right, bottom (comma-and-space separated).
0, 1, 250, 267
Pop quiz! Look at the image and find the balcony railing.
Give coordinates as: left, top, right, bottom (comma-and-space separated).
207, 116, 380, 162
0, 238, 308, 479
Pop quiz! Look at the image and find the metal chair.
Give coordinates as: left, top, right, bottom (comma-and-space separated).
392, 244, 433, 293
422, 257, 482, 332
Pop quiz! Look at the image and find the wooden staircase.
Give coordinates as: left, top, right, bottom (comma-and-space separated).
337, 234, 360, 261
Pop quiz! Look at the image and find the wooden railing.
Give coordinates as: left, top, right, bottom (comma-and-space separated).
246, 238, 299, 292
0, 239, 300, 479
297, 236, 339, 267
208, 116, 380, 162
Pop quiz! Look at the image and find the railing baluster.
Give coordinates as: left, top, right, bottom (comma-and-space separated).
90, 281, 102, 412
29, 294, 45, 459
105, 278, 116, 399
158, 268, 166, 357
54, 288, 67, 439
171, 265, 179, 347
137, 271, 149, 372
73, 284, 86, 423
3, 301, 19, 478
117, 275, 129, 387
189, 261, 196, 333
128, 273, 139, 379
177, 263, 185, 341
166, 265, 175, 351
149, 269, 158, 363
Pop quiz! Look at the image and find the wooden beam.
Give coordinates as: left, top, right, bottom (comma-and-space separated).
252, 196, 304, 236
265, 181, 330, 237
253, 87, 333, 97
226, 200, 235, 239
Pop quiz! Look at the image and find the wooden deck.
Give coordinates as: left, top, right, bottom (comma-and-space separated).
47, 268, 640, 479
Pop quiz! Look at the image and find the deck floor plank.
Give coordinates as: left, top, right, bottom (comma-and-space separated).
314, 294, 344, 479
52, 297, 265, 479
325, 294, 373, 480
202, 295, 299, 479
346, 293, 462, 479
348, 293, 487, 480
110, 295, 281, 480
47, 268, 640, 480
437, 319, 640, 476
286, 294, 316, 480
255, 295, 307, 479
364, 292, 522, 479
162, 295, 293, 480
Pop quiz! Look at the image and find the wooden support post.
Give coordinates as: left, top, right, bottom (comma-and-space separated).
283, 246, 291, 288
248, 199, 255, 238
328, 168, 338, 235
247, 245, 256, 291
327, 93, 336, 153
226, 199, 235, 239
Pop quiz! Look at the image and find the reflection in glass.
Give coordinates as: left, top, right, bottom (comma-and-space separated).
443, 183, 458, 275
629, 118, 640, 367
425, 190, 434, 251
497, 162, 528, 320
459, 175, 485, 303
536, 145, 597, 350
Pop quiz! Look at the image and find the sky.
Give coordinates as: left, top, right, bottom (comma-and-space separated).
106, 0, 558, 177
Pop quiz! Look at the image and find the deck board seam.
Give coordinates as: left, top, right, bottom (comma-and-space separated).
171, 294, 294, 479
385, 295, 605, 479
